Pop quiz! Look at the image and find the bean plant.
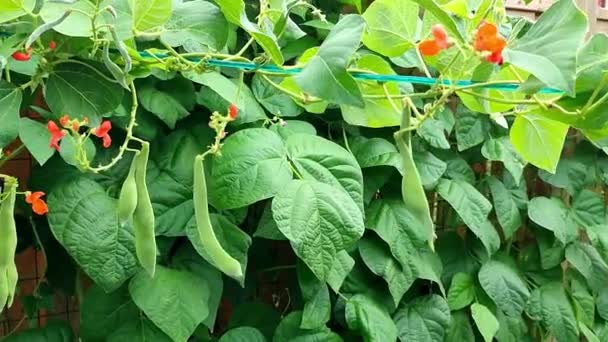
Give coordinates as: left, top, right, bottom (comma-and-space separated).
0, 0, 608, 341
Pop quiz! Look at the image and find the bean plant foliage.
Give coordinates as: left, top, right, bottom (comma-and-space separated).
1, 0, 608, 341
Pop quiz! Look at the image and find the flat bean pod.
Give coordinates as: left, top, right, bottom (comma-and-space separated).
117, 153, 139, 226
132, 143, 157, 277
193, 155, 242, 279
0, 181, 18, 269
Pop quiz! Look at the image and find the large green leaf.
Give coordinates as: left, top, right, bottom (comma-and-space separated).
528, 197, 577, 244
359, 235, 413, 306
340, 54, 403, 127
45, 62, 123, 123
510, 114, 569, 173
445, 311, 475, 342
129, 266, 210, 342
486, 176, 522, 239
80, 285, 139, 341
161, 0, 229, 50
345, 294, 398, 342
272, 180, 364, 282
273, 312, 342, 342
413, 150, 447, 187
361, 0, 418, 57
107, 316, 172, 342
393, 295, 451, 342
565, 242, 608, 292
350, 136, 402, 173
0, 0, 35, 24
252, 74, 303, 117
40, 0, 96, 37
437, 178, 500, 254
131, 0, 172, 32
2, 320, 74, 342
571, 190, 607, 228
525, 282, 579, 342
447, 272, 475, 311
214, 0, 284, 65
495, 312, 530, 342
286, 134, 364, 212
471, 303, 499, 342
576, 34, 608, 93
220, 327, 267, 342
478, 259, 530, 316
138, 76, 195, 129
295, 15, 365, 107
455, 107, 490, 151
297, 262, 331, 329
47, 178, 138, 292
327, 250, 356, 293
190, 71, 267, 125
482, 137, 526, 184
503, 0, 587, 95
18, 118, 54, 166
0, 81, 21, 148
208, 128, 292, 209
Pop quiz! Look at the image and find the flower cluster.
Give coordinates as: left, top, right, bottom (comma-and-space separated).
418, 25, 450, 56
47, 115, 112, 151
25, 191, 48, 215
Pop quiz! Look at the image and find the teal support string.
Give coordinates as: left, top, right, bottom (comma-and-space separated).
0, 31, 563, 94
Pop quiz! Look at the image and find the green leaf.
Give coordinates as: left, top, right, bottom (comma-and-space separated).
471, 303, 499, 342
350, 137, 402, 173
445, 311, 475, 342
528, 197, 577, 244
297, 262, 331, 329
413, 150, 447, 187
187, 214, 251, 285
503, 0, 587, 95
359, 235, 413, 306
417, 109, 454, 150
190, 71, 267, 125
58, 134, 96, 169
272, 180, 364, 282
361, 0, 418, 57
161, 0, 229, 51
273, 311, 343, 342
138, 76, 195, 129
220, 327, 267, 342
510, 114, 568, 173
571, 190, 606, 228
108, 315, 172, 342
295, 15, 365, 107
18, 118, 54, 166
0, 81, 21, 148
208, 128, 292, 209
129, 266, 209, 342
0, 0, 35, 24
131, 0, 172, 32
2, 320, 74, 342
525, 282, 579, 342
447, 272, 475, 311
214, 0, 284, 65
393, 295, 451, 342
410, 0, 464, 42
597, 287, 608, 320
495, 312, 530, 342
478, 259, 530, 316
576, 34, 608, 93
80, 285, 139, 342
47, 177, 138, 292
269, 121, 317, 141
340, 54, 403, 127
252, 74, 303, 117
565, 242, 608, 292
147, 125, 212, 236
437, 178, 500, 254
254, 202, 286, 240
327, 250, 356, 293
486, 176, 522, 239
45, 62, 123, 123
40, 0, 96, 37
286, 134, 364, 212
482, 137, 526, 184
345, 294, 398, 342
455, 107, 490, 151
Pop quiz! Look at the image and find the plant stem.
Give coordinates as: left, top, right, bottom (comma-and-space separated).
225, 38, 255, 62
0, 144, 26, 169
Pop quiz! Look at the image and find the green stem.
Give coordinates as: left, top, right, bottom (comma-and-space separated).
582, 72, 608, 113
225, 38, 255, 62
0, 144, 26, 169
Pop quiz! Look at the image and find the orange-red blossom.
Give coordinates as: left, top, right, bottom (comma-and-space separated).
418, 25, 451, 57
25, 191, 48, 215
474, 22, 507, 65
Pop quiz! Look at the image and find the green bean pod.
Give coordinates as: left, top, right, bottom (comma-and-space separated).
103, 42, 129, 90
193, 155, 242, 279
117, 153, 139, 227
132, 143, 157, 277
110, 28, 132, 73
0, 267, 8, 312
394, 104, 435, 249
0, 181, 17, 269
25, 10, 71, 49
6, 262, 17, 307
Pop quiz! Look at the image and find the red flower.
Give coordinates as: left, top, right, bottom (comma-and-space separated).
59, 115, 70, 127
228, 104, 238, 120
474, 22, 506, 65
49, 41, 57, 50
418, 25, 450, 57
92, 121, 112, 148
47, 120, 65, 151
11, 51, 31, 61
25, 191, 48, 215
